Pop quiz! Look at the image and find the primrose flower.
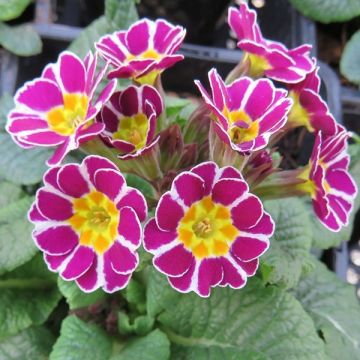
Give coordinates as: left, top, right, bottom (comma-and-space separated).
98, 84, 163, 159
143, 162, 274, 297
96, 19, 186, 85
228, 3, 314, 83
195, 69, 292, 153
29, 155, 147, 293
7, 51, 116, 166
287, 67, 337, 135
299, 127, 357, 231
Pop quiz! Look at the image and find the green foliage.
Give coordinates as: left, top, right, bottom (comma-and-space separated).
262, 198, 314, 288
0, 94, 52, 185
295, 258, 360, 359
125, 173, 156, 199
0, 326, 55, 360
341, 30, 360, 86
50, 316, 113, 360
111, 329, 170, 360
0, 23, 42, 56
289, 0, 360, 23
57, 277, 106, 310
69, 0, 138, 58
0, 191, 36, 274
0, 255, 61, 340
0, 0, 32, 21
157, 277, 326, 360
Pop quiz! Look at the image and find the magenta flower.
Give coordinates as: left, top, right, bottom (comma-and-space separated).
228, 3, 314, 83
29, 155, 147, 293
143, 162, 274, 297
299, 127, 357, 231
195, 69, 292, 153
7, 51, 116, 166
96, 19, 186, 85
98, 84, 163, 159
287, 67, 337, 135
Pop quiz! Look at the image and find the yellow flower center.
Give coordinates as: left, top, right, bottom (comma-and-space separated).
247, 53, 270, 78
222, 107, 259, 143
177, 196, 239, 259
69, 191, 119, 254
288, 92, 313, 132
126, 48, 162, 85
113, 113, 149, 150
47, 93, 89, 136
296, 163, 331, 198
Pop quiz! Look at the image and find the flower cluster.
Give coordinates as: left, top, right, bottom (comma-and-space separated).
6, 2, 357, 297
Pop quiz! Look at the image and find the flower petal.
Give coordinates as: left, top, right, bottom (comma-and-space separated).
37, 190, 73, 221
61, 246, 95, 280
231, 195, 263, 230
57, 164, 90, 198
105, 241, 138, 275
34, 225, 78, 255
156, 192, 184, 231
94, 168, 125, 201
117, 188, 147, 222
118, 207, 141, 247
173, 172, 204, 207
143, 218, 177, 251
231, 236, 269, 261
153, 244, 194, 277
212, 178, 248, 207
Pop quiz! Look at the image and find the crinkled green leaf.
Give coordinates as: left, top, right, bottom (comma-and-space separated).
0, 23, 42, 57
0, 95, 53, 185
146, 267, 179, 317
0, 134, 52, 185
121, 278, 146, 313
50, 316, 112, 360
0, 194, 36, 274
0, 255, 61, 340
57, 277, 106, 310
0, 181, 23, 207
157, 277, 326, 360
341, 30, 360, 86
263, 198, 313, 288
0, 0, 32, 21
0, 326, 55, 360
289, 0, 360, 23
111, 329, 170, 360
295, 258, 360, 359
118, 312, 154, 336
69, 0, 138, 58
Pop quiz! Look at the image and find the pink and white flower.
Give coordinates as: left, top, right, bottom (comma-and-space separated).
228, 3, 314, 83
96, 19, 186, 85
195, 68, 292, 153
29, 155, 147, 293
97, 84, 163, 159
143, 161, 274, 297
287, 67, 337, 135
299, 127, 357, 231
6, 51, 116, 166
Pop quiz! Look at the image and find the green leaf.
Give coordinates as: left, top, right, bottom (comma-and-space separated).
341, 30, 360, 85
117, 312, 154, 336
0, 326, 55, 360
0, 255, 61, 339
0, 0, 32, 21
111, 329, 170, 360
146, 267, 179, 317
69, 0, 138, 58
0, 93, 13, 128
0, 23, 42, 57
157, 278, 326, 360
50, 316, 113, 360
295, 258, 360, 359
0, 181, 23, 207
0, 194, 37, 274
121, 278, 146, 313
0, 95, 53, 185
262, 198, 313, 288
289, 0, 360, 23
0, 134, 52, 185
57, 277, 106, 310
125, 174, 155, 199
